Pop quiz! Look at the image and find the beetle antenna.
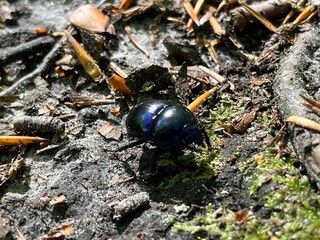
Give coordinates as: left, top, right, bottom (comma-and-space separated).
105, 138, 149, 152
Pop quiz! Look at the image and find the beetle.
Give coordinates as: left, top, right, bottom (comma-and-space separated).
117, 99, 211, 151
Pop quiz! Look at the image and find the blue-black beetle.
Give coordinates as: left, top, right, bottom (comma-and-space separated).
118, 99, 210, 150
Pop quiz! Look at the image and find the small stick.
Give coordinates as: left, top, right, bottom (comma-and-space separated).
291, 5, 318, 28
0, 36, 64, 97
0, 36, 55, 64
65, 32, 103, 81
109, 61, 128, 78
124, 26, 149, 57
300, 94, 320, 109
183, 0, 200, 26
188, 87, 218, 112
239, 0, 277, 32
0, 136, 48, 145
199, 65, 226, 83
186, 0, 205, 29
286, 116, 320, 133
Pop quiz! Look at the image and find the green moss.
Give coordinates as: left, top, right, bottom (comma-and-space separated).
204, 95, 245, 130
157, 149, 221, 190
173, 205, 271, 239
172, 148, 320, 239
157, 153, 177, 169
232, 151, 241, 158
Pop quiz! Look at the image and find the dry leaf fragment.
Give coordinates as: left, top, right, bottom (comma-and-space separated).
167, 17, 187, 25
0, 136, 48, 145
250, 77, 270, 86
65, 97, 115, 108
0, 156, 25, 188
269, 125, 286, 146
108, 74, 131, 95
300, 94, 320, 109
116, 176, 135, 184
110, 107, 121, 117
233, 108, 257, 133
98, 121, 122, 141
37, 224, 74, 240
199, 11, 213, 25
36, 144, 60, 155
285, 116, 320, 133
207, 44, 220, 65
109, 62, 128, 78
65, 32, 103, 81
255, 155, 265, 164
119, 0, 133, 10
38, 104, 55, 116
234, 209, 250, 223
49, 195, 66, 206
121, 4, 153, 20
68, 4, 110, 33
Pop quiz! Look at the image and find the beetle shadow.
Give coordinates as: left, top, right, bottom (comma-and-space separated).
111, 145, 216, 234
109, 139, 216, 206
135, 146, 217, 206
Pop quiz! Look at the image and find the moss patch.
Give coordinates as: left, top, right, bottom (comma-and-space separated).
157, 149, 222, 190
172, 148, 320, 239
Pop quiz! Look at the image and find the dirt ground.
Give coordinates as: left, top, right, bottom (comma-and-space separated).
0, 0, 320, 239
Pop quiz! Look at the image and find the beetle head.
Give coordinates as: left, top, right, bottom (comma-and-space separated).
182, 124, 204, 148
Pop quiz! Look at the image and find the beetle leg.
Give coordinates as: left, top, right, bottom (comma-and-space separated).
170, 145, 183, 164
201, 127, 212, 148
149, 148, 160, 173
105, 138, 149, 152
